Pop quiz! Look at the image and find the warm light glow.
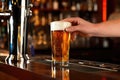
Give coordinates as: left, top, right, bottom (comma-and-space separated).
102, 0, 107, 21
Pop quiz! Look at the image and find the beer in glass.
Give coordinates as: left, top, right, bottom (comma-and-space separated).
50, 21, 71, 66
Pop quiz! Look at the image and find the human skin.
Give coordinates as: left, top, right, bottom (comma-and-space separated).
62, 17, 120, 37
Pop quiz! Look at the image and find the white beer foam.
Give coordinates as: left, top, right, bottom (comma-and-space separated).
50, 21, 71, 31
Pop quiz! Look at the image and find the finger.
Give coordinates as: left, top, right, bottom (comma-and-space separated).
65, 26, 79, 32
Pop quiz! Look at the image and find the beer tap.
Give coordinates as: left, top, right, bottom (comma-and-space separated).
20, 0, 33, 60
20, 0, 33, 61
5, 0, 20, 62
20, 0, 29, 60
5, 0, 32, 63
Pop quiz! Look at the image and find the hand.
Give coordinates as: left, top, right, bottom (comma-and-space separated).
62, 17, 96, 37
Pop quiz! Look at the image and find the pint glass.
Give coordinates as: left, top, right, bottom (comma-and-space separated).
50, 21, 71, 66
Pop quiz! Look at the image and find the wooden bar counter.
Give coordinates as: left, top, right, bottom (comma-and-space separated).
0, 55, 120, 80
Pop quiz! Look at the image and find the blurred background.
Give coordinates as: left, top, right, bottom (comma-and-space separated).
0, 0, 120, 64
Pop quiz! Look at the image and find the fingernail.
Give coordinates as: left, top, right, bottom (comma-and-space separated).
65, 28, 68, 31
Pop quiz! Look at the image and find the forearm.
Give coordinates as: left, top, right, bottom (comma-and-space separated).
93, 19, 120, 37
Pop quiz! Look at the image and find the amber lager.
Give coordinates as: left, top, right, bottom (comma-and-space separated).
50, 21, 71, 66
